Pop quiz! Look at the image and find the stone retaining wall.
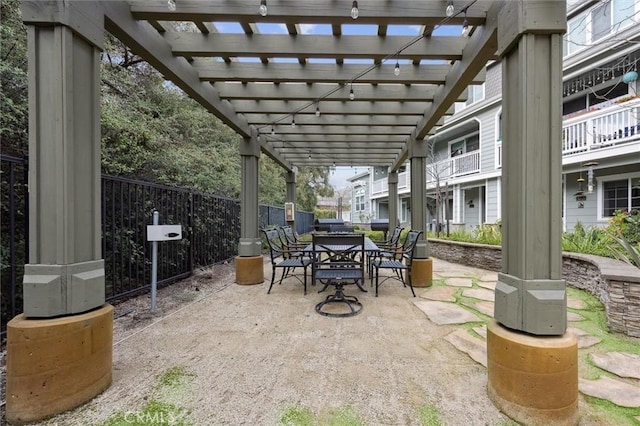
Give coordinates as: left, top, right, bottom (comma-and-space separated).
428, 238, 640, 338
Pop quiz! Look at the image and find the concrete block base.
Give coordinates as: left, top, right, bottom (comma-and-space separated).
235, 255, 265, 285
6, 304, 113, 424
487, 320, 578, 426
411, 258, 433, 288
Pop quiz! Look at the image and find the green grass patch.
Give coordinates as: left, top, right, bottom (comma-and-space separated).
327, 405, 363, 426
582, 395, 640, 426
156, 366, 196, 389
493, 419, 519, 426
418, 403, 442, 426
101, 400, 190, 426
567, 288, 640, 354
280, 404, 315, 426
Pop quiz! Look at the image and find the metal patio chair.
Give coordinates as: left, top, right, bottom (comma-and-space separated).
262, 228, 311, 295
312, 233, 365, 317
370, 230, 422, 297
368, 225, 405, 275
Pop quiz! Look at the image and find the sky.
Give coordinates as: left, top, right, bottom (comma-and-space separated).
330, 166, 369, 190
210, 21, 462, 190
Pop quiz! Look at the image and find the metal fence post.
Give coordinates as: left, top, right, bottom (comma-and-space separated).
151, 210, 159, 313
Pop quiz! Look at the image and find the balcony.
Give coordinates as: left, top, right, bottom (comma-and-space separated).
562, 97, 640, 156
427, 150, 481, 183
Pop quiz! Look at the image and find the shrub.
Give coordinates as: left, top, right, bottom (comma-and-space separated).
562, 224, 612, 257
607, 231, 640, 268
608, 209, 640, 245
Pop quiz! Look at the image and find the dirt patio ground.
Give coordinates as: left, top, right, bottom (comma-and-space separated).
9, 257, 631, 425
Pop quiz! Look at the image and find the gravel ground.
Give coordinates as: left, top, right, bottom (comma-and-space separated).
5, 259, 514, 426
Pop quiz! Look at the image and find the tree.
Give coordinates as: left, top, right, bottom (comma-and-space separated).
0, 0, 28, 157
1, 8, 332, 208
296, 167, 334, 212
426, 138, 452, 237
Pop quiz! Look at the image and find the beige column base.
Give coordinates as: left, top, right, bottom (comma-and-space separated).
487, 320, 579, 426
235, 255, 265, 285
410, 258, 432, 287
6, 304, 113, 424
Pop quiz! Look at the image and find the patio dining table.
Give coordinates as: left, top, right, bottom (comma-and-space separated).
303, 234, 379, 293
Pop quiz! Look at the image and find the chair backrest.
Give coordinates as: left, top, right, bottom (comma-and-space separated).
388, 226, 404, 245
261, 228, 283, 261
280, 226, 298, 245
329, 224, 355, 233
312, 233, 364, 276
402, 230, 424, 263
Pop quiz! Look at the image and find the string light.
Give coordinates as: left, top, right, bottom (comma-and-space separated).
350, 1, 359, 19
258, 5, 470, 146
308, 151, 312, 160
445, 0, 454, 17
259, 0, 268, 17
167, 0, 176, 11
461, 11, 470, 37
271, 125, 275, 135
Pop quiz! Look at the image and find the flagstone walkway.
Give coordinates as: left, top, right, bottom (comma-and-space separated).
415, 260, 640, 420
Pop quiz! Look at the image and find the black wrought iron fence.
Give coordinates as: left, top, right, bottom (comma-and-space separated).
1, 155, 314, 336
259, 204, 315, 235
1, 155, 29, 335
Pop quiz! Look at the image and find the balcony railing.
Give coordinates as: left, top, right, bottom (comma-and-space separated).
371, 177, 387, 195
371, 170, 410, 197
427, 150, 481, 183
562, 97, 640, 155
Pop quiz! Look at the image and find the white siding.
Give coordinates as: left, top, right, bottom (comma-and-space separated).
463, 187, 482, 227
564, 171, 599, 230
477, 108, 498, 173
485, 177, 501, 223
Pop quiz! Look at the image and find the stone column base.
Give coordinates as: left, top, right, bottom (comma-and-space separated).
410, 258, 432, 287
487, 320, 578, 426
6, 304, 113, 424
235, 255, 265, 285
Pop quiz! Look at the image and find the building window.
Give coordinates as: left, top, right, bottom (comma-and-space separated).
564, 0, 635, 57
565, 11, 587, 56
400, 199, 409, 223
354, 188, 365, 212
600, 174, 640, 218
591, 2, 610, 42
466, 84, 484, 107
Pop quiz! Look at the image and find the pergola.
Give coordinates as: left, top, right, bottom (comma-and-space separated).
121, 1, 495, 169
8, 1, 578, 425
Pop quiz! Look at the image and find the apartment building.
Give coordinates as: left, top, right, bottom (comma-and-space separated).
358, 0, 640, 232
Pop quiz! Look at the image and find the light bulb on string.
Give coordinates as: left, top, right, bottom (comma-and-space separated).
271, 125, 275, 135
308, 151, 312, 160
394, 61, 400, 76
445, 1, 454, 17
315, 103, 321, 117
349, 83, 355, 101
259, 0, 268, 16
167, 0, 176, 11
461, 16, 470, 37
350, 1, 359, 19
291, 115, 296, 127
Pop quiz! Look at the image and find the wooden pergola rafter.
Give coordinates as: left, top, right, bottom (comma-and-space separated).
122, 0, 502, 170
